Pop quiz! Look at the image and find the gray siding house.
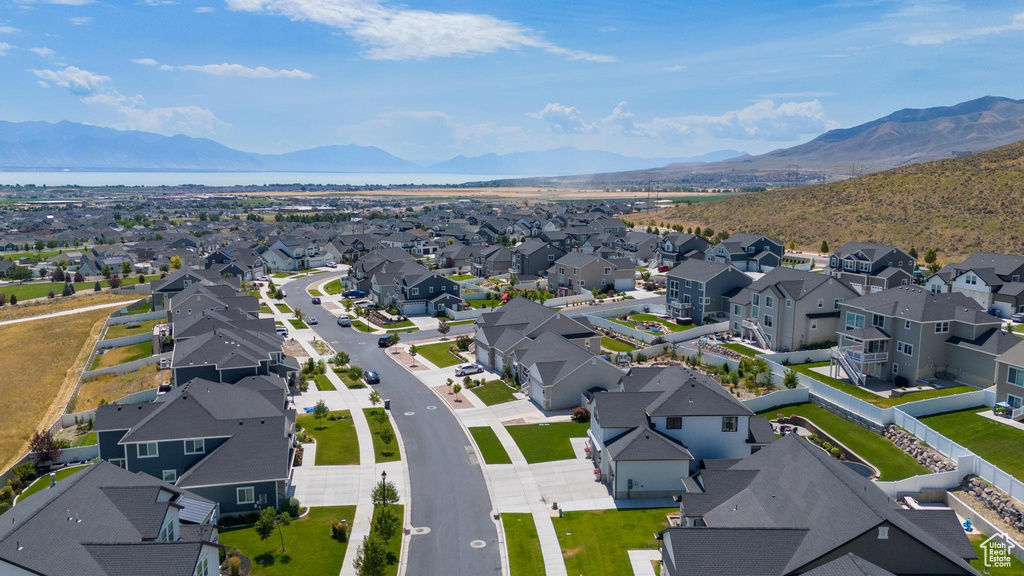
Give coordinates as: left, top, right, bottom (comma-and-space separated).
827, 242, 916, 295
665, 259, 752, 323
510, 238, 566, 279
704, 233, 783, 272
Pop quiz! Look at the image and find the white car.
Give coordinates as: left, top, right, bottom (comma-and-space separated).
454, 363, 483, 377
257, 275, 270, 282
353, 299, 375, 309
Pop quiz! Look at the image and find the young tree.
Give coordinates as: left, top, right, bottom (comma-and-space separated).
121, 261, 133, 276
446, 378, 454, 393
820, 240, 829, 254
109, 274, 121, 289
372, 480, 400, 506
254, 507, 291, 554
379, 427, 395, 456
408, 344, 418, 366
388, 333, 400, 353
372, 505, 400, 543
437, 318, 450, 339
102, 265, 112, 279
352, 534, 388, 576
170, 255, 183, 270
0, 293, 6, 307
313, 399, 329, 430
332, 351, 350, 366
343, 297, 353, 312
452, 382, 462, 400
908, 247, 918, 260
8, 294, 16, 306
30, 430, 61, 465
7, 265, 31, 282
783, 368, 799, 390
62, 283, 74, 297
74, 271, 85, 283
924, 248, 937, 265
138, 274, 146, 284
368, 389, 381, 409
294, 308, 305, 323
372, 408, 388, 433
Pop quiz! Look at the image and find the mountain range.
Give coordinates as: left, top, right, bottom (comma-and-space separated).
0, 120, 739, 175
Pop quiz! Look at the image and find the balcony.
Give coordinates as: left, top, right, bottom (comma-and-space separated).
840, 346, 888, 364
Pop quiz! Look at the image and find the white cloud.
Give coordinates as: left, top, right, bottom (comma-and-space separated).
0, 26, 20, 34
530, 102, 598, 134
194, 6, 214, 12
662, 64, 687, 71
69, 16, 92, 25
30, 47, 56, 57
30, 65, 110, 93
613, 100, 837, 141
131, 57, 158, 66
223, 0, 614, 62
138, 0, 176, 5
44, 0, 95, 4
175, 63, 315, 79
904, 11, 1024, 45
602, 101, 636, 134
0, 42, 13, 56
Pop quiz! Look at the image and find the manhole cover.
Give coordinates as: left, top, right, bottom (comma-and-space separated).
404, 411, 415, 416
410, 527, 431, 535
426, 405, 437, 410
470, 540, 487, 549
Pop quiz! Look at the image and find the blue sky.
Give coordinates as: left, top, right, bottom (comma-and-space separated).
1, 0, 1023, 163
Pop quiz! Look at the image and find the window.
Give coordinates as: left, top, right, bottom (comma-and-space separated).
965, 273, 978, 285
668, 281, 679, 300
810, 320, 818, 331
195, 557, 209, 576
604, 267, 611, 275
184, 439, 205, 455
697, 282, 704, 291
1014, 275, 1021, 282
734, 304, 741, 315
722, 417, 738, 432
905, 320, 911, 330
897, 341, 914, 356
752, 294, 759, 306
748, 246, 755, 254
786, 299, 792, 308
935, 321, 950, 334
764, 296, 774, 308
892, 363, 899, 375
833, 298, 843, 310
872, 314, 884, 328
547, 253, 555, 261
701, 297, 711, 305
411, 287, 419, 296
683, 294, 691, 305
763, 315, 773, 328
844, 259, 855, 271
878, 527, 889, 540
817, 299, 824, 308
666, 417, 682, 429
159, 518, 174, 542
110, 458, 126, 469
859, 261, 870, 272
137, 442, 159, 458
237, 487, 255, 505
1008, 367, 1024, 387
685, 279, 692, 288
162, 469, 177, 483
578, 279, 585, 286
846, 312, 865, 330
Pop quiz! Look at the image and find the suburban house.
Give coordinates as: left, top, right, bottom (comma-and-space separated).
345, 247, 415, 293
588, 366, 773, 497
150, 269, 241, 310
381, 263, 463, 316
549, 252, 634, 296
94, 377, 295, 516
262, 236, 332, 271
833, 286, 1017, 387
729, 267, 858, 352
925, 252, 1024, 318
656, 233, 710, 267
827, 242, 916, 295
704, 233, 783, 272
474, 297, 601, 373
666, 259, 752, 323
435, 242, 481, 270
470, 245, 513, 278
512, 331, 624, 410
659, 434, 978, 575
509, 238, 566, 279
170, 327, 296, 386
0, 461, 220, 576
995, 340, 1024, 418
614, 231, 661, 263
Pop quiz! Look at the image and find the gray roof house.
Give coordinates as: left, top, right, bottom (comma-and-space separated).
657, 233, 710, 266
509, 238, 566, 279
995, 339, 1024, 419
659, 434, 978, 575
512, 331, 624, 411
549, 252, 634, 296
704, 233, 783, 272
925, 252, 1024, 319
0, 461, 220, 576
827, 242, 916, 295
666, 259, 752, 324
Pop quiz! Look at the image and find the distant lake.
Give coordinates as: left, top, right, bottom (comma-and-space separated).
0, 172, 521, 187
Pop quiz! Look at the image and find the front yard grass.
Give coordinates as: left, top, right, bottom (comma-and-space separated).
414, 341, 465, 368
448, 319, 476, 326
468, 427, 512, 464
364, 408, 401, 462
920, 407, 1024, 481
721, 342, 761, 357
288, 318, 308, 329
72, 431, 97, 446
502, 513, 544, 576
88, 341, 153, 370
758, 403, 929, 481
382, 319, 415, 329
274, 302, 293, 313
259, 303, 273, 314
219, 506, 356, 576
17, 465, 88, 503
74, 365, 163, 411
333, 368, 366, 389
297, 411, 359, 466
447, 274, 474, 281
790, 362, 976, 408
970, 534, 1024, 574
601, 336, 636, 353
103, 319, 160, 339
312, 373, 336, 391
351, 320, 375, 333
323, 279, 342, 295
505, 421, 589, 464
470, 380, 518, 406
373, 504, 405, 576
553, 508, 675, 576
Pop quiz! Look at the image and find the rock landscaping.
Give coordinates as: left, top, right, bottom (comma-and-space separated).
958, 475, 1024, 536
884, 425, 956, 473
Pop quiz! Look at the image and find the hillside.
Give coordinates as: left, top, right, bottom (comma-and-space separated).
656, 140, 1024, 260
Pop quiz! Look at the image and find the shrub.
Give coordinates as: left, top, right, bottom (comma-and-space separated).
94, 281, 102, 292
348, 365, 363, 380
0, 485, 14, 504
0, 502, 9, 516
332, 519, 349, 542
12, 462, 36, 484
9, 295, 16, 305
282, 497, 301, 517
228, 556, 241, 576
571, 406, 591, 422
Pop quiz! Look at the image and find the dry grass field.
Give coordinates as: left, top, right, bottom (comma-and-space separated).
74, 365, 166, 412
0, 293, 138, 323
0, 306, 111, 471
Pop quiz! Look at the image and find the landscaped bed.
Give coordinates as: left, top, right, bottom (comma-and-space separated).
364, 408, 401, 462
88, 341, 153, 370
553, 508, 676, 576
758, 403, 929, 480
297, 411, 359, 466
720, 342, 761, 357
469, 380, 518, 406
505, 421, 589, 463
73, 365, 164, 411
502, 513, 544, 576
468, 427, 512, 464
414, 341, 465, 368
790, 361, 976, 408
219, 506, 356, 576
920, 407, 1024, 481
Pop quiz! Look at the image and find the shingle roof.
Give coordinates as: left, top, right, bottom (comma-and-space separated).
605, 426, 693, 461
801, 553, 897, 576
665, 258, 739, 283
844, 286, 1000, 324
945, 327, 1021, 357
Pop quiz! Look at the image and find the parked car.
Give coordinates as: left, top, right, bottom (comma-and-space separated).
657, 264, 671, 273
275, 326, 289, 337
454, 362, 483, 377
1013, 312, 1024, 323
280, 290, 287, 297
337, 315, 352, 327
378, 336, 392, 347
257, 275, 270, 282
311, 296, 322, 305
307, 316, 318, 325
363, 370, 380, 384
342, 289, 366, 298
354, 300, 375, 309
325, 262, 337, 268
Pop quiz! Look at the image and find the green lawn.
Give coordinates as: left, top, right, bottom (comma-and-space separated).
312, 373, 336, 391
502, 513, 544, 576
17, 465, 88, 503
0, 275, 161, 301
103, 319, 159, 339
721, 342, 761, 357
73, 431, 97, 447
373, 505, 404, 576
553, 508, 675, 576
471, 380, 518, 406
220, 506, 356, 576
468, 427, 512, 464
288, 318, 308, 329
260, 303, 273, 314
364, 408, 401, 462
791, 362, 976, 408
505, 421, 590, 463
333, 368, 367, 389
448, 319, 476, 326
275, 303, 293, 313
469, 299, 503, 309
920, 407, 1024, 481
351, 320, 375, 333
272, 272, 293, 278
601, 336, 636, 353
88, 341, 153, 370
308, 287, 323, 297
628, 313, 694, 333
447, 274, 474, 281
970, 534, 1024, 574
759, 403, 929, 480
298, 411, 359, 466
385, 327, 419, 333
323, 279, 342, 295
383, 319, 415, 329
414, 341, 465, 368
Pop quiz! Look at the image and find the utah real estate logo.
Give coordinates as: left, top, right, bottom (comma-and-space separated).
981, 532, 1016, 569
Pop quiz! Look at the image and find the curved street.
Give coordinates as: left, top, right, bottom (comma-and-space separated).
281, 274, 501, 576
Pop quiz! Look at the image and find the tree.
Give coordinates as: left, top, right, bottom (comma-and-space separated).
508, 274, 518, 287
924, 248, 937, 265
102, 265, 112, 279
784, 368, 799, 390
170, 255, 182, 270
437, 318, 450, 339
254, 507, 291, 554
408, 344, 418, 366
343, 298, 353, 311
74, 271, 84, 283
0, 293, 6, 307
820, 240, 829, 253
372, 505, 400, 543
388, 333, 400, 353
353, 534, 388, 576
313, 399, 329, 430
379, 427, 395, 456
94, 281, 102, 292
372, 408, 388, 433
368, 389, 381, 409
7, 265, 31, 282
8, 295, 16, 305
109, 274, 121, 289
372, 480, 400, 506
446, 378, 454, 393
452, 382, 462, 400
121, 261, 133, 276
30, 429, 60, 465
332, 351, 350, 366
51, 267, 64, 282
908, 247, 918, 260
294, 308, 305, 323
62, 283, 74, 297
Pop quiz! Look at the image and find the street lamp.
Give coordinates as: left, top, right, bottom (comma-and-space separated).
380, 470, 387, 508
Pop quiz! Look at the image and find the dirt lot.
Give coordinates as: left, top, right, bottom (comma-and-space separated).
0, 306, 111, 471
0, 292, 138, 323
74, 365, 167, 412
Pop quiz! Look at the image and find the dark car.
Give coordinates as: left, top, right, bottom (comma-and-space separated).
377, 336, 392, 347
363, 370, 380, 384
311, 296, 322, 305
342, 289, 366, 298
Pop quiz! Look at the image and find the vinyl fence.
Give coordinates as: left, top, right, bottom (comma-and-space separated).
742, 386, 810, 413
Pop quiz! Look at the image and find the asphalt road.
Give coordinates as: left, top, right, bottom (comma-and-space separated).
282, 275, 501, 576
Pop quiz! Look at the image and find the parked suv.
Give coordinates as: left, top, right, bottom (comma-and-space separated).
363, 370, 380, 384
377, 336, 392, 347
311, 296, 322, 305
337, 315, 352, 327
342, 289, 366, 298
